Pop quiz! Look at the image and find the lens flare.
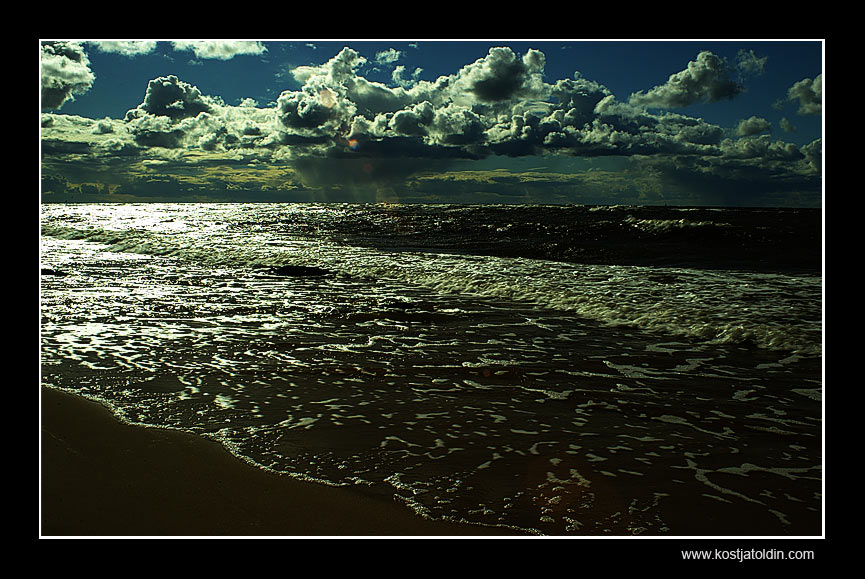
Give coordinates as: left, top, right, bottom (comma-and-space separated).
347, 138, 359, 151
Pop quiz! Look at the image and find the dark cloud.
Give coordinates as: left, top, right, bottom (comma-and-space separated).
456, 47, 546, 103
549, 75, 612, 125
41, 137, 94, 156
126, 114, 188, 148
276, 89, 347, 131
388, 101, 435, 136
125, 75, 220, 121
632, 140, 821, 206
291, 154, 455, 190
41, 41, 95, 110
629, 51, 743, 109
115, 174, 203, 198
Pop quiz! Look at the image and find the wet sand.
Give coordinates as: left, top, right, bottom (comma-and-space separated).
40, 387, 519, 537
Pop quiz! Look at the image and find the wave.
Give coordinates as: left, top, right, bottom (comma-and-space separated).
622, 215, 731, 234
41, 218, 822, 357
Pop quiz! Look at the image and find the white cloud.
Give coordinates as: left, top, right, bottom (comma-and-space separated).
735, 116, 771, 137
41, 41, 95, 110
172, 40, 267, 60
375, 48, 402, 66
786, 74, 822, 115
392, 65, 423, 88
117, 75, 278, 153
88, 41, 157, 57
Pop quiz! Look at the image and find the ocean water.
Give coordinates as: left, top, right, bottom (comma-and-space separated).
40, 202, 823, 536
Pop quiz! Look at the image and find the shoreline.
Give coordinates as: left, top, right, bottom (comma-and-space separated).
40, 386, 520, 537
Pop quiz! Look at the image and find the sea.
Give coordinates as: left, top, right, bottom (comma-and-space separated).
39, 202, 823, 536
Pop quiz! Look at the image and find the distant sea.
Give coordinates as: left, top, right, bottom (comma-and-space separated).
40, 202, 823, 535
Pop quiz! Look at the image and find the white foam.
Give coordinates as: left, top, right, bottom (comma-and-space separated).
42, 203, 822, 356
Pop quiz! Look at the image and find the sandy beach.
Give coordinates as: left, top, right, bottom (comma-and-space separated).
40, 386, 519, 537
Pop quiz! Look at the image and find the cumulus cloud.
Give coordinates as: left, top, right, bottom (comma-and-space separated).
112, 74, 279, 153
786, 74, 822, 115
291, 46, 366, 86
277, 48, 409, 141
41, 41, 96, 110
629, 51, 743, 109
172, 41, 267, 60
273, 47, 552, 158
124, 75, 221, 121
451, 47, 546, 104
109, 45, 747, 172
735, 116, 771, 137
88, 41, 157, 57
267, 46, 550, 185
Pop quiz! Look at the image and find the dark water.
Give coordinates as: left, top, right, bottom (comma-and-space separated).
235, 203, 821, 272
40, 203, 823, 535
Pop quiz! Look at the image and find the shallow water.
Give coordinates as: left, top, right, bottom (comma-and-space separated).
40, 203, 823, 535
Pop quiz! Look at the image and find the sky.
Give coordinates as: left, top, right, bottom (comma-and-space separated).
40, 39, 824, 206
